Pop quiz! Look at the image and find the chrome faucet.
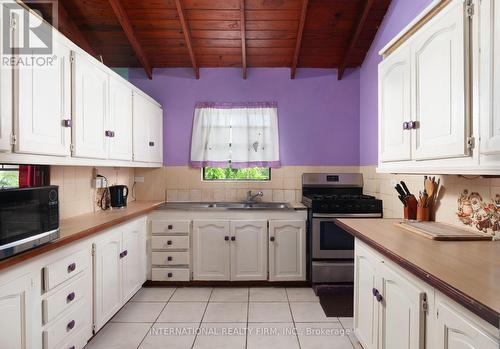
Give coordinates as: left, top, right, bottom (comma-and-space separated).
246, 190, 263, 203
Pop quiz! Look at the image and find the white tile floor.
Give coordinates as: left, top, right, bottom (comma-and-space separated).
85, 287, 358, 349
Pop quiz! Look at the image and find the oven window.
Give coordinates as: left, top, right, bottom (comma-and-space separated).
319, 221, 354, 250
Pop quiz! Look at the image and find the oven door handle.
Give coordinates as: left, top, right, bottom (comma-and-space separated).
312, 213, 382, 219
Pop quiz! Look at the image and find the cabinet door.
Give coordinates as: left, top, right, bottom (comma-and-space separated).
0, 1, 12, 152
378, 45, 412, 162
93, 229, 122, 331
108, 77, 133, 160
480, 0, 500, 155
0, 274, 32, 349
354, 244, 379, 349
149, 104, 163, 163
192, 220, 230, 280
230, 221, 267, 281
378, 263, 425, 349
132, 92, 151, 162
122, 219, 147, 302
15, 26, 71, 156
411, 0, 470, 160
268, 220, 306, 281
72, 52, 108, 159
435, 299, 498, 349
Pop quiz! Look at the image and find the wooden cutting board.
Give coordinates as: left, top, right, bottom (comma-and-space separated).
395, 221, 492, 241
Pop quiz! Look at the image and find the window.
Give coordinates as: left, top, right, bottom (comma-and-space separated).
0, 165, 19, 189
203, 167, 271, 181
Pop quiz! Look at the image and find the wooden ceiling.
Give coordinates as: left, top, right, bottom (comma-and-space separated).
26, 0, 391, 80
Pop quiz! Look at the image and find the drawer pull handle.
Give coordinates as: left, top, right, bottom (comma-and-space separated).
67, 292, 76, 302
168, 225, 173, 230
270, 236, 275, 242
231, 236, 236, 241
167, 256, 173, 261
67, 263, 76, 273
167, 240, 173, 245
67, 320, 76, 331
167, 272, 173, 278
224, 236, 229, 241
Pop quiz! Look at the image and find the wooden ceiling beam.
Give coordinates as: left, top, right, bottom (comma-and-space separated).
174, 0, 199, 79
290, 0, 308, 79
240, 0, 247, 79
108, 0, 153, 79
337, 0, 374, 80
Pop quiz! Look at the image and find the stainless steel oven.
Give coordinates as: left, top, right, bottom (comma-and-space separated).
0, 186, 60, 260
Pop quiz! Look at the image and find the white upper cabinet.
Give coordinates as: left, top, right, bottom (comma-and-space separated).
72, 52, 108, 159
108, 77, 133, 161
411, 0, 469, 161
14, 16, 71, 156
480, 0, 500, 155
0, 2, 12, 152
230, 221, 268, 281
378, 45, 412, 163
133, 91, 163, 163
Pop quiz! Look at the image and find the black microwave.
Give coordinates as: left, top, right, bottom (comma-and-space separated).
0, 186, 60, 260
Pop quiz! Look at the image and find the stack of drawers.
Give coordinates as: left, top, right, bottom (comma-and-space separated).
150, 220, 191, 281
41, 249, 92, 349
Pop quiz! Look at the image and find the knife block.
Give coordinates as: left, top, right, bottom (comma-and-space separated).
404, 196, 418, 220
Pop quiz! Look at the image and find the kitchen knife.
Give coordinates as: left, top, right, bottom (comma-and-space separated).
400, 181, 412, 196
395, 184, 407, 198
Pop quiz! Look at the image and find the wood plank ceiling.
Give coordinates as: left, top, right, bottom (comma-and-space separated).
26, 0, 391, 80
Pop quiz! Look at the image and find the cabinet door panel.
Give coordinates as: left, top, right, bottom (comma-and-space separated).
72, 53, 108, 159
122, 220, 147, 302
93, 229, 122, 331
0, 1, 12, 152
193, 221, 230, 280
149, 104, 163, 163
230, 221, 267, 281
480, 0, 500, 155
379, 45, 412, 162
16, 26, 71, 156
379, 263, 425, 349
354, 245, 378, 349
132, 92, 151, 162
108, 78, 132, 160
411, 0, 469, 160
268, 220, 305, 281
0, 274, 32, 349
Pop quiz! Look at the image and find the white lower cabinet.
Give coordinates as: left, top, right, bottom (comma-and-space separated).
93, 217, 147, 331
0, 274, 33, 349
354, 239, 499, 349
193, 220, 231, 281
230, 221, 267, 281
268, 220, 306, 281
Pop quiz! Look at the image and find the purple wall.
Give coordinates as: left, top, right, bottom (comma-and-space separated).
359, 0, 433, 165
129, 68, 360, 166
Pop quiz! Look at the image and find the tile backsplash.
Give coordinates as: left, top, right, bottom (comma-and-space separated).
50, 166, 135, 219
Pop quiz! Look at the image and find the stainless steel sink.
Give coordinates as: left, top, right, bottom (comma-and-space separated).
158, 202, 292, 210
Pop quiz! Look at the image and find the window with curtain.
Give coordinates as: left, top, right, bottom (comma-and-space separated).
191, 102, 280, 181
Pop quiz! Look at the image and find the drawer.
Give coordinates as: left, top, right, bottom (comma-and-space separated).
152, 251, 190, 266
152, 235, 189, 250
43, 270, 90, 324
43, 298, 91, 349
58, 326, 92, 349
151, 267, 190, 281
152, 220, 190, 234
43, 250, 90, 291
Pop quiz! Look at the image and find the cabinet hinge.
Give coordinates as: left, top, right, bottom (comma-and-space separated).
10, 133, 16, 146
70, 143, 75, 152
70, 51, 75, 63
421, 295, 428, 313
91, 244, 96, 256
467, 136, 475, 150
466, 0, 474, 17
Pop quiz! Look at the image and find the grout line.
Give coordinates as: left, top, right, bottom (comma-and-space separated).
190, 288, 213, 349
245, 287, 250, 349
285, 288, 302, 349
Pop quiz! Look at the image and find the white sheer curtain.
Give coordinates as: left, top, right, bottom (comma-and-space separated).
190, 102, 280, 168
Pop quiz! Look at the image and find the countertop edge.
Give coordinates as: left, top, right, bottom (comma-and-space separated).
0, 201, 164, 272
336, 219, 500, 329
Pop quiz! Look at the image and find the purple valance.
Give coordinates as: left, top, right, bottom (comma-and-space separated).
195, 102, 278, 109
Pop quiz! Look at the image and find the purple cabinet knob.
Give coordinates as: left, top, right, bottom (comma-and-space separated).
224, 236, 229, 241
67, 292, 75, 302
168, 225, 173, 230
270, 236, 275, 242
167, 256, 173, 261
67, 320, 75, 331
372, 288, 378, 297
167, 240, 172, 245
231, 236, 236, 241
67, 263, 76, 273
376, 293, 383, 303
69, 346, 75, 349
167, 273, 173, 278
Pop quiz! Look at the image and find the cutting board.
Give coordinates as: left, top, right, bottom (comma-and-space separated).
395, 221, 492, 241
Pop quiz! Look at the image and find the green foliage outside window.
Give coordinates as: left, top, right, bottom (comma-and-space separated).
203, 167, 270, 181
0, 170, 19, 188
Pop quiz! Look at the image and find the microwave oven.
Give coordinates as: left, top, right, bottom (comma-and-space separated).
0, 186, 60, 260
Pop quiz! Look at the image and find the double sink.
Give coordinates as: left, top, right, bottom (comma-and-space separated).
158, 202, 292, 210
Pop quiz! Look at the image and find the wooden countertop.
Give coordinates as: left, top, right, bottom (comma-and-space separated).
337, 219, 500, 328
0, 201, 164, 272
